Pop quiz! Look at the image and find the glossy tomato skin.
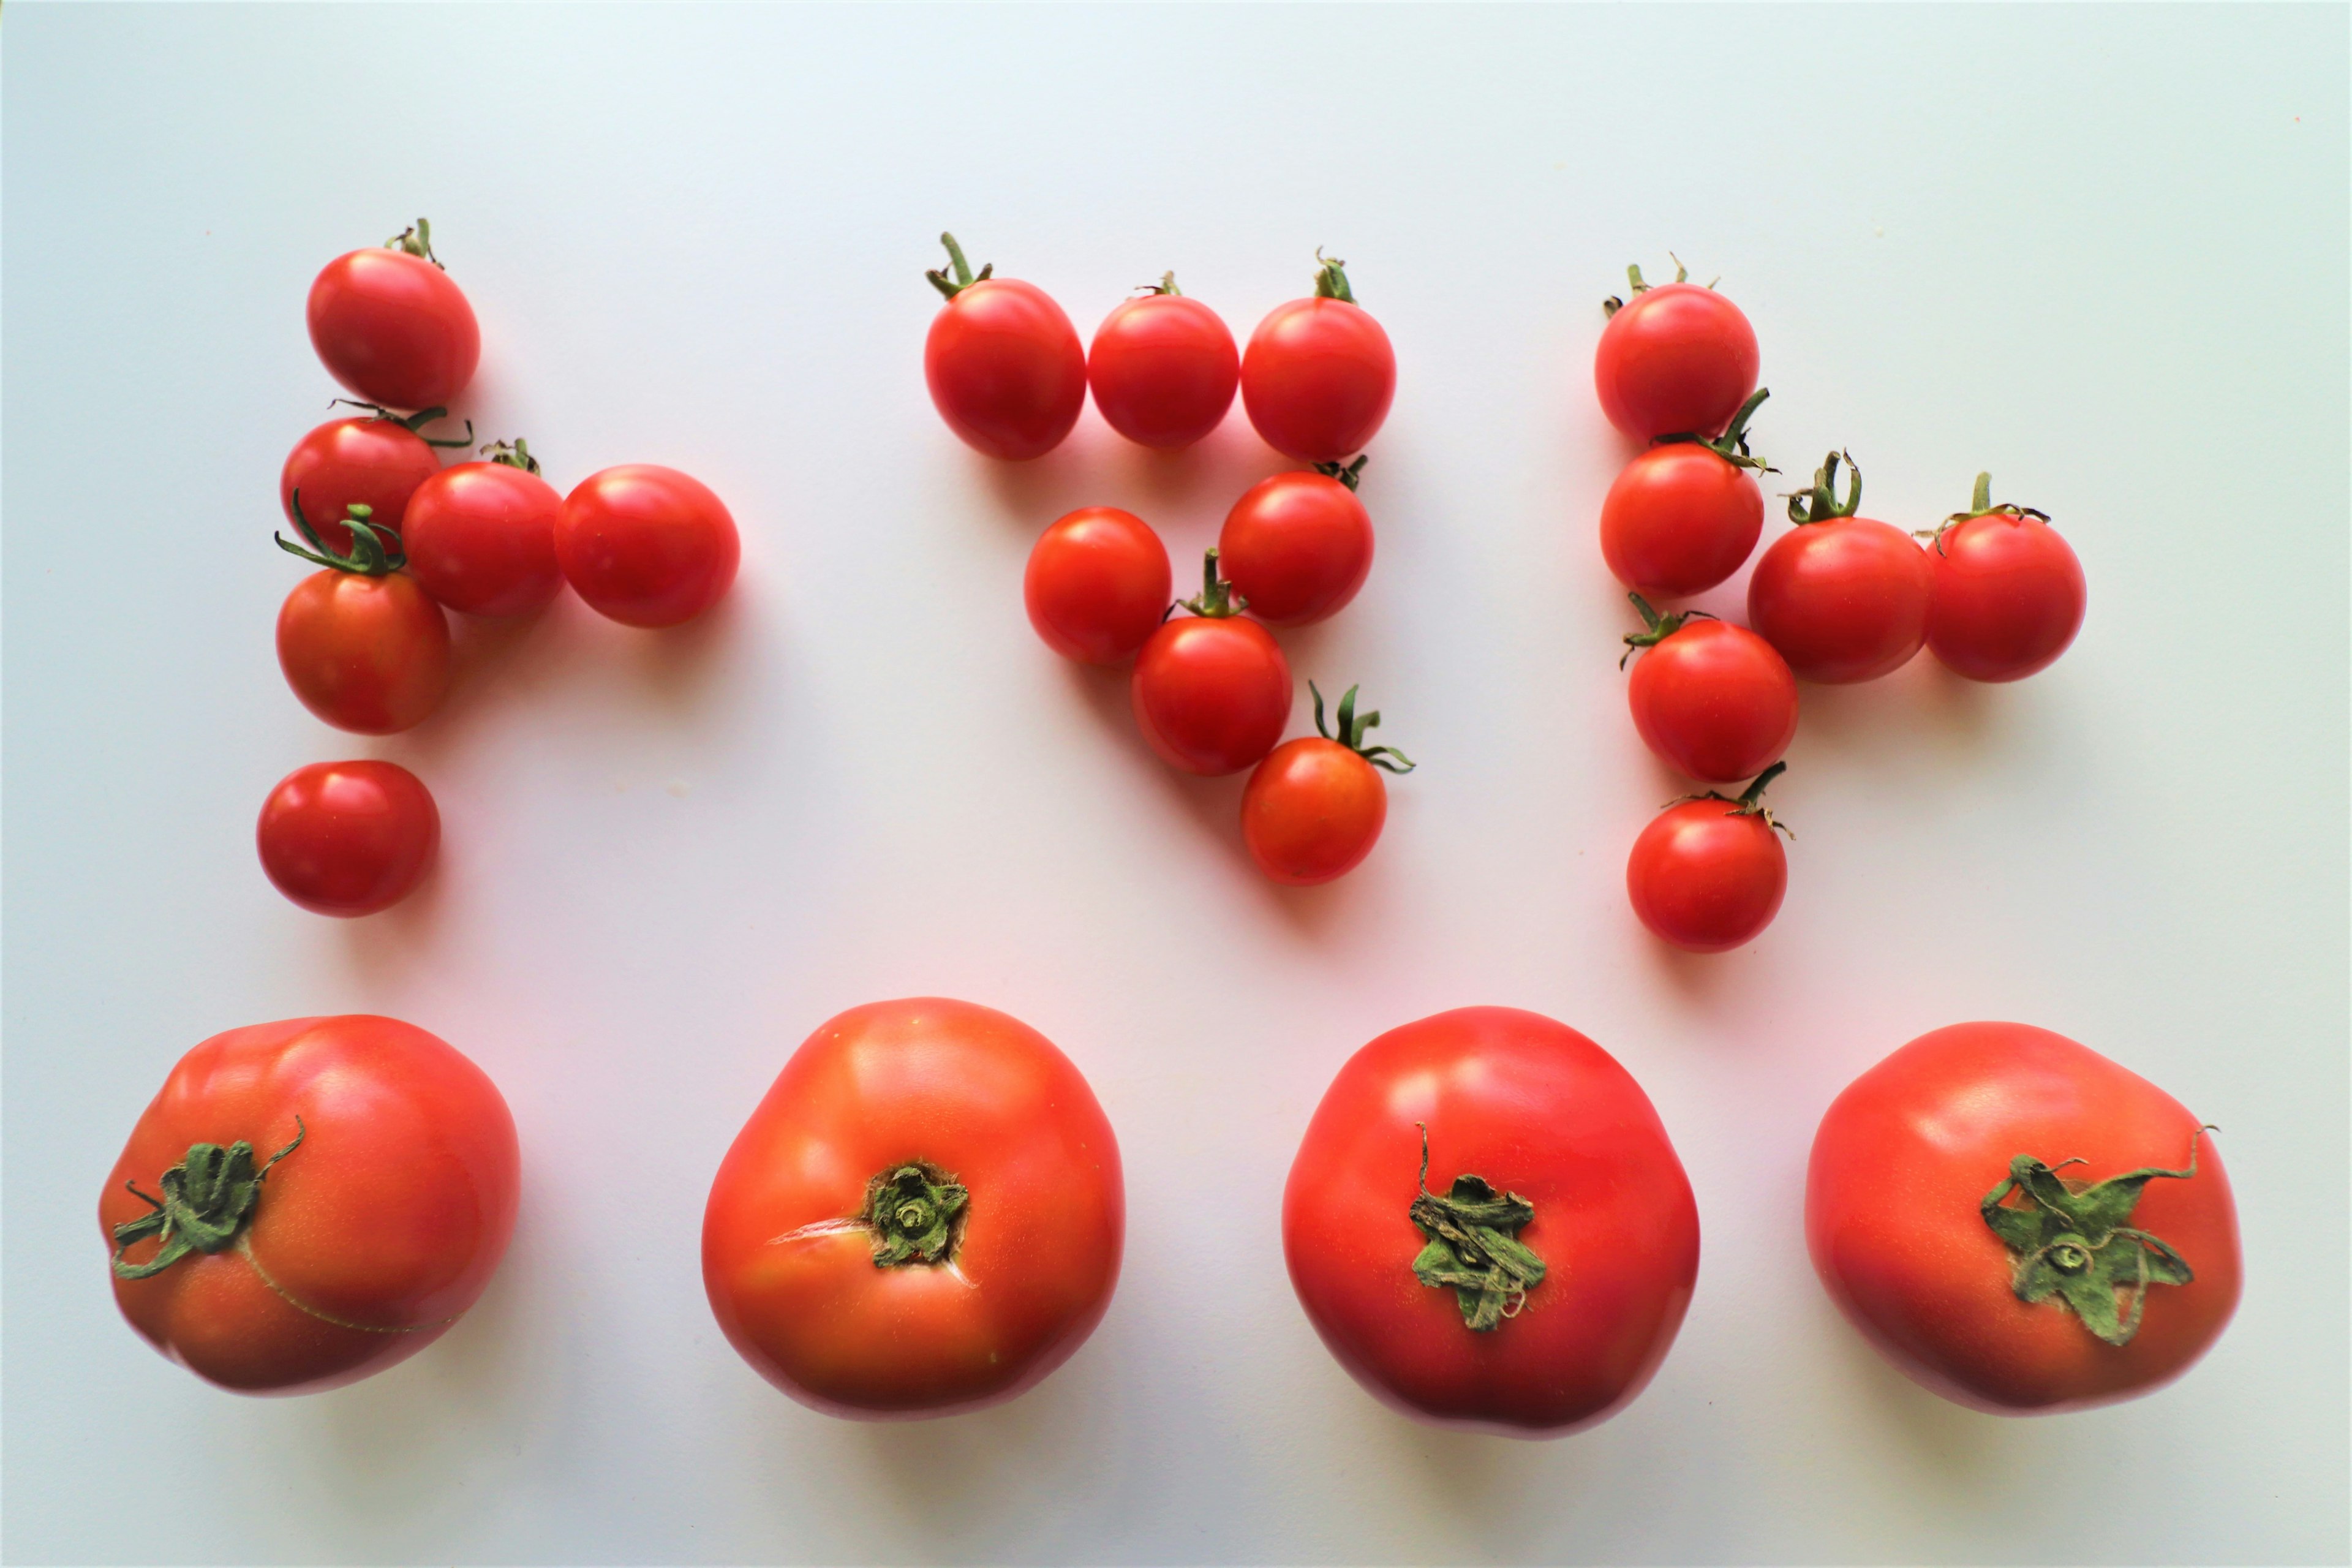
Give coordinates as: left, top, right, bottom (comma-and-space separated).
1600, 444, 1764, 599
1130, 617, 1293, 775
1927, 514, 2087, 682
404, 461, 565, 617
276, 571, 451, 734
256, 760, 439, 917
1241, 298, 1395, 463
1217, 472, 1374, 627
1023, 507, 1172, 664
702, 998, 1123, 1419
1594, 282, 1758, 440
281, 417, 444, 556
1284, 1007, 1700, 1436
100, 1015, 519, 1394
1242, 738, 1387, 885
557, 465, 739, 628
306, 249, 480, 412
1626, 797, 1787, 952
925, 279, 1087, 460
1088, 292, 1239, 449
1748, 518, 1935, 684
1627, 620, 1798, 784
1807, 1023, 2239, 1414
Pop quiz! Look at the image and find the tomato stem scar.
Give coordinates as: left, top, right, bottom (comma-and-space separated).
864, 1163, 969, 1268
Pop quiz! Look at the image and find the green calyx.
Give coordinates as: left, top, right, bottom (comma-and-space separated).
925, 232, 995, 300
1312, 455, 1370, 492
277, 491, 406, 575
484, 437, 541, 474
1603, 254, 1719, 317
1917, 471, 2052, 553
385, 219, 444, 271
1672, 760, 1795, 840
1786, 450, 1863, 526
864, 1163, 969, 1268
1146, 270, 1183, 296
1656, 386, 1775, 472
332, 399, 475, 448
1174, 548, 1248, 619
1310, 680, 1415, 774
111, 1120, 304, 1280
1980, 1128, 2211, 1347
1619, 591, 1717, 668
1311, 248, 1359, 304
1408, 1125, 1545, 1332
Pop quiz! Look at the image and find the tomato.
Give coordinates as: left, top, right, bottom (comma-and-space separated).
1242, 682, 1415, 885
1130, 552, 1293, 775
100, 1014, 519, 1394
1807, 1022, 2239, 1415
556, 464, 739, 628
279, 404, 468, 555
1216, 459, 1374, 627
1593, 260, 1759, 440
404, 439, 565, 618
306, 221, 481, 412
1023, 506, 1172, 664
1625, 763, 1791, 952
1240, 252, 1395, 463
275, 505, 450, 734
1747, 451, 1934, 684
702, 998, 1123, 1418
256, 760, 439, 918
1925, 473, 2087, 682
1087, 273, 1238, 449
1598, 388, 1771, 598
922, 233, 1086, 461
1621, 594, 1798, 784
1283, 1006, 1700, 1436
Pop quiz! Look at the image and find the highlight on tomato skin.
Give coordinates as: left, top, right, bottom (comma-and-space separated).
922, 233, 1088, 461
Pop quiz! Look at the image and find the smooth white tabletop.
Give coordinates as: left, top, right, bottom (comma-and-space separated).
5, 5, 2346, 1564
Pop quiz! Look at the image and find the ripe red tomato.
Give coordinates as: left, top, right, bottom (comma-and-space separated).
256, 760, 439, 917
279, 404, 468, 554
306, 221, 481, 412
1747, 451, 1934, 684
1131, 553, 1293, 775
1087, 273, 1238, 449
275, 505, 450, 734
1926, 473, 2087, 682
1023, 506, 1172, 664
702, 998, 1123, 1418
1284, 1006, 1700, 1436
1242, 682, 1414, 885
922, 233, 1086, 461
1621, 594, 1798, 784
404, 439, 564, 618
1807, 1022, 2239, 1415
1625, 763, 1791, 952
1593, 260, 1759, 440
100, 1014, 519, 1393
1240, 252, 1395, 463
556, 464, 740, 628
1599, 388, 1771, 598
1216, 460, 1374, 627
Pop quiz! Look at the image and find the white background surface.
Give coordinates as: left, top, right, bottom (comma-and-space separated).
5, 5, 2346, 1564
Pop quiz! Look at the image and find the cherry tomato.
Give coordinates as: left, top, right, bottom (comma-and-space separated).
404, 439, 564, 617
1808, 1022, 2239, 1414
1625, 763, 1792, 952
922, 233, 1086, 461
1925, 472, 2087, 682
1621, 595, 1798, 785
1284, 1006, 1700, 1436
274, 505, 450, 734
306, 221, 481, 413
1217, 460, 1374, 627
1130, 552, 1293, 775
279, 404, 467, 555
1242, 682, 1415, 885
1087, 273, 1238, 449
1240, 252, 1395, 463
556, 464, 739, 628
1747, 451, 1934, 684
100, 1014, 519, 1394
1023, 506, 1172, 665
702, 998, 1123, 1418
256, 760, 439, 918
1593, 260, 1759, 440
1599, 389, 1770, 598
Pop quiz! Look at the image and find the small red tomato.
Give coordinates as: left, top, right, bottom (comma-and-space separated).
922, 233, 1086, 461
1625, 763, 1792, 953
1240, 252, 1396, 464
1131, 552, 1293, 775
1808, 1023, 2239, 1414
279, 404, 467, 555
306, 221, 481, 412
557, 464, 740, 628
404, 439, 565, 617
1242, 682, 1415, 886
1217, 460, 1375, 627
1087, 272, 1239, 449
1748, 451, 1934, 684
274, 506, 450, 735
1621, 595, 1798, 785
1599, 388, 1770, 598
1023, 506, 1172, 665
1925, 473, 2087, 682
1593, 260, 1760, 441
256, 760, 440, 917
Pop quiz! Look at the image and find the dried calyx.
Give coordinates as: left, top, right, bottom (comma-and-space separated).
277, 492, 406, 575
1916, 472, 2051, 553
484, 437, 541, 474
1602, 254, 1718, 316
111, 1120, 305, 1280
334, 400, 474, 448
1673, 760, 1795, 840
925, 233, 995, 301
1173, 548, 1247, 619
1309, 680, 1415, 774
1407, 1125, 1546, 1332
1785, 450, 1863, 526
1619, 591, 1716, 669
385, 219, 444, 270
864, 1163, 968, 1268
1311, 249, 1359, 304
1979, 1128, 2211, 1346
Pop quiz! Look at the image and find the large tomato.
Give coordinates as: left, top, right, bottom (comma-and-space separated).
404, 439, 565, 618
306, 221, 481, 412
1240, 682, 1414, 886
556, 464, 740, 628
1747, 451, 1934, 684
1216, 461, 1375, 627
1597, 389, 1771, 598
702, 998, 1123, 1418
279, 404, 467, 555
274, 504, 450, 735
1807, 1023, 2239, 1415
922, 234, 1087, 461
1925, 473, 2087, 682
1130, 552, 1293, 775
1593, 262, 1759, 440
1087, 273, 1239, 449
1023, 506, 1172, 665
1240, 252, 1395, 463
1621, 595, 1798, 785
100, 1015, 519, 1394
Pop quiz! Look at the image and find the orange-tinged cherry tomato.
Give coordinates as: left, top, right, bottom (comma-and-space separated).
404, 440, 564, 618
306, 222, 480, 413
1621, 596, 1798, 785
256, 760, 439, 917
1023, 507, 1172, 665
274, 502, 451, 735
1240, 253, 1395, 463
922, 233, 1086, 461
1218, 462, 1374, 627
1131, 552, 1292, 775
1625, 764, 1792, 952
1925, 473, 2087, 682
557, 464, 739, 628
1593, 261, 1758, 441
1598, 388, 1771, 598
1087, 273, 1238, 449
1242, 682, 1414, 885
279, 405, 464, 555
1748, 451, 1933, 684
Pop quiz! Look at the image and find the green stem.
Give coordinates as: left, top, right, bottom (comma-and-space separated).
384, 219, 443, 270
111, 1120, 304, 1280
1980, 1128, 2212, 1346
1407, 1125, 1545, 1332
1312, 455, 1370, 492
1619, 591, 1716, 668
1311, 248, 1359, 304
1175, 548, 1247, 618
1786, 450, 1863, 526
925, 232, 995, 300
331, 401, 475, 448
484, 437, 541, 474
277, 493, 405, 575
1309, 680, 1415, 773
864, 1163, 968, 1267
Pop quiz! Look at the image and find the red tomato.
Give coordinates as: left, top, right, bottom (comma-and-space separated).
404, 440, 565, 618
1747, 451, 1934, 684
100, 1014, 519, 1394
1242, 682, 1415, 885
1240, 252, 1395, 463
1925, 473, 2087, 682
1216, 460, 1374, 627
1598, 388, 1771, 598
1625, 763, 1791, 952
1593, 260, 1759, 440
702, 998, 1123, 1418
1284, 1006, 1700, 1436
275, 505, 450, 735
1621, 594, 1798, 784
279, 404, 467, 555
306, 221, 481, 412
1807, 1022, 2239, 1415
1023, 506, 1172, 664
1130, 553, 1293, 775
1087, 273, 1238, 449
556, 464, 740, 628
922, 233, 1086, 461
256, 760, 439, 918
